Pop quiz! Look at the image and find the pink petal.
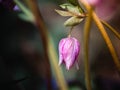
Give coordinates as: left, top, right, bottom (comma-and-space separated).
58, 38, 66, 65
58, 37, 80, 70
85, 0, 120, 20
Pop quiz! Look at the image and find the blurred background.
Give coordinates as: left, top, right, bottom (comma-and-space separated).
0, 0, 120, 90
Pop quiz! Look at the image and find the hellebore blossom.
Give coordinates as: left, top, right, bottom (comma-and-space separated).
58, 37, 80, 70
84, 0, 120, 20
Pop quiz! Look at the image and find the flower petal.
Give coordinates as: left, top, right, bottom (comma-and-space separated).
58, 37, 80, 70
58, 38, 66, 65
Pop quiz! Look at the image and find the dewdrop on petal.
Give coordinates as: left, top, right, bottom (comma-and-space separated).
58, 37, 80, 70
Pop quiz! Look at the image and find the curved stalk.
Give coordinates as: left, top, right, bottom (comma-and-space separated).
101, 20, 120, 39
24, 0, 52, 89
48, 37, 68, 90
68, 26, 74, 37
83, 6, 93, 90
23, 0, 68, 90
79, 0, 120, 72
92, 13, 120, 71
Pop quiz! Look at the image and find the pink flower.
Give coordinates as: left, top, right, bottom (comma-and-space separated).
85, 0, 100, 6
85, 0, 120, 20
58, 37, 80, 70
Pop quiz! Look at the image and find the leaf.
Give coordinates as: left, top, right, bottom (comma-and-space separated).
18, 13, 33, 22
67, 0, 79, 6
55, 9, 73, 16
60, 3, 82, 15
64, 17, 83, 26
14, 0, 34, 22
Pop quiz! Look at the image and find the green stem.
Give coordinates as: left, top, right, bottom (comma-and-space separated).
68, 26, 74, 37
101, 20, 120, 40
24, 0, 52, 89
83, 6, 93, 90
23, 0, 68, 90
48, 36, 68, 90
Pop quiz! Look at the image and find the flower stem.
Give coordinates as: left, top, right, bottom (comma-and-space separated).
48, 36, 69, 90
68, 26, 74, 37
83, 5, 93, 90
80, 0, 120, 75
24, 0, 52, 89
93, 13, 120, 71
101, 20, 120, 40
79, 0, 120, 89
23, 0, 68, 90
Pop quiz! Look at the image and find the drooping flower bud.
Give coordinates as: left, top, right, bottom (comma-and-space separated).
58, 37, 80, 70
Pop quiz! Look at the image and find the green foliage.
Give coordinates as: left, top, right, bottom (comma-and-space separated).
55, 2, 85, 27
64, 16, 83, 26
14, 0, 34, 22
67, 0, 79, 6
55, 9, 73, 16
60, 3, 82, 14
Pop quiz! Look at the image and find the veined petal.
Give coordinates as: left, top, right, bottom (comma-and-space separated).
58, 54, 64, 65
73, 37, 80, 60
65, 37, 80, 69
58, 37, 80, 70
58, 38, 66, 66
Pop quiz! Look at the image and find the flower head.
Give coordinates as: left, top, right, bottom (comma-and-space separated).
58, 37, 80, 70
84, 0, 120, 20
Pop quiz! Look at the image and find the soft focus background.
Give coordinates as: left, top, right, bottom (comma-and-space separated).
0, 0, 120, 90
